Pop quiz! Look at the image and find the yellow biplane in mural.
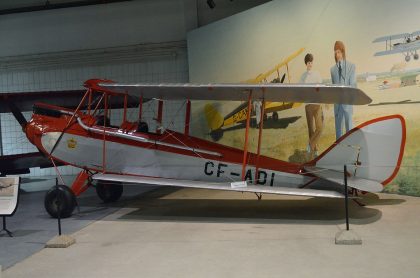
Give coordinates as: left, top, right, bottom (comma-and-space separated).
205, 48, 304, 141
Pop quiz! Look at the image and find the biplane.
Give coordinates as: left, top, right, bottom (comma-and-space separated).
206, 48, 304, 141
373, 30, 420, 62
19, 78, 405, 218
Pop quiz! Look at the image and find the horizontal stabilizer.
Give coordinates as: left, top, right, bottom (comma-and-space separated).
92, 174, 345, 198
304, 166, 383, 193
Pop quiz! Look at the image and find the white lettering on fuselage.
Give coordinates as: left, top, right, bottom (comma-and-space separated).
204, 161, 275, 186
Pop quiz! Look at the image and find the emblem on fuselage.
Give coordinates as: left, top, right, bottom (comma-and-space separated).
67, 138, 77, 149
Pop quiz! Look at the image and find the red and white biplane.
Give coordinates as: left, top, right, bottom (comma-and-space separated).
21, 79, 405, 217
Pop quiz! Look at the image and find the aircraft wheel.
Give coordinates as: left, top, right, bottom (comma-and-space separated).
414, 53, 419, 60
96, 181, 123, 203
272, 112, 279, 122
44, 185, 77, 218
210, 129, 223, 141
405, 55, 411, 62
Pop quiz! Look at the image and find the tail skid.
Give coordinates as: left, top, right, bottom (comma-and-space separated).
306, 115, 406, 191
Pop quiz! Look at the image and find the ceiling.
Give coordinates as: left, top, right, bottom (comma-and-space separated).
0, 0, 272, 26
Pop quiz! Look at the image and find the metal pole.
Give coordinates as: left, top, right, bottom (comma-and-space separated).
0, 113, 3, 156
56, 177, 62, 236
241, 91, 252, 180
344, 164, 349, 231
254, 100, 265, 183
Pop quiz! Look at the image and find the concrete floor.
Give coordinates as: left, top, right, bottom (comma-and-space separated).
0, 178, 156, 269
2, 187, 420, 278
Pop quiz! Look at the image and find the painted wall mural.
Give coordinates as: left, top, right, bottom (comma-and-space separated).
187, 0, 420, 196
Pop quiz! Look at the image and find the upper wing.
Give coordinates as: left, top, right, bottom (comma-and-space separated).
0, 89, 143, 113
0, 90, 85, 113
90, 81, 372, 105
244, 48, 305, 84
92, 173, 345, 198
372, 33, 410, 43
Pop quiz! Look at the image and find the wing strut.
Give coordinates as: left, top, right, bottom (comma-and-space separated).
255, 99, 265, 183
241, 91, 252, 180
185, 99, 191, 136
156, 100, 163, 134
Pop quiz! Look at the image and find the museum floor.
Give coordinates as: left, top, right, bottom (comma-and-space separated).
2, 184, 420, 278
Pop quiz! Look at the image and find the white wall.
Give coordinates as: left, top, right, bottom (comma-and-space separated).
0, 48, 189, 177
0, 0, 193, 177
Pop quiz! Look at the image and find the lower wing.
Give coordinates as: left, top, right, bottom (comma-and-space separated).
92, 174, 345, 198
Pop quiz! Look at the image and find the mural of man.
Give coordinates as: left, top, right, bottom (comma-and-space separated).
330, 41, 357, 140
300, 53, 323, 157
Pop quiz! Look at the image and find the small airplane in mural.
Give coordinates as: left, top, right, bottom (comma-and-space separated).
373, 30, 420, 62
17, 78, 405, 218
206, 48, 304, 141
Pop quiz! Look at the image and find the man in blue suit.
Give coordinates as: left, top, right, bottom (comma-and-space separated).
330, 41, 357, 140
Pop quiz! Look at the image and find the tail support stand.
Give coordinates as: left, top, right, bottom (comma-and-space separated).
1, 216, 13, 237
335, 164, 362, 245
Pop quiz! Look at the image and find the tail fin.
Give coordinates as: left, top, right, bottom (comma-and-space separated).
204, 103, 224, 131
312, 115, 406, 185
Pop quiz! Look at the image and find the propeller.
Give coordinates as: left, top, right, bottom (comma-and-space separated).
5, 99, 27, 129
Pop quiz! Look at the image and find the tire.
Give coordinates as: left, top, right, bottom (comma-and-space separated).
210, 129, 224, 141
96, 181, 123, 203
44, 185, 77, 218
272, 112, 279, 121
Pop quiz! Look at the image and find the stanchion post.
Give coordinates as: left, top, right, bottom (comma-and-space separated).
344, 164, 349, 231
56, 177, 62, 236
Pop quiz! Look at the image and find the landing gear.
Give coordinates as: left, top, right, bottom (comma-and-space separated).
96, 181, 123, 203
44, 185, 77, 218
272, 112, 279, 122
405, 55, 411, 62
414, 53, 419, 60
210, 128, 223, 141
